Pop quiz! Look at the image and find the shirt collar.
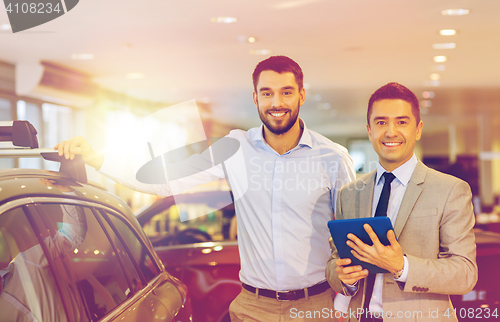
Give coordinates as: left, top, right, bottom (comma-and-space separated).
251, 119, 312, 149
376, 154, 418, 186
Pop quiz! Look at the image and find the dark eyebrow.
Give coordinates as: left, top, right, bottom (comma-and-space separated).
259, 86, 296, 92
373, 116, 411, 121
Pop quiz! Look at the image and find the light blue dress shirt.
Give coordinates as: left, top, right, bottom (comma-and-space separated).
100, 119, 355, 291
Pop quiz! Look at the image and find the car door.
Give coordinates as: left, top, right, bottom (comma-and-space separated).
34, 200, 187, 322
96, 208, 188, 321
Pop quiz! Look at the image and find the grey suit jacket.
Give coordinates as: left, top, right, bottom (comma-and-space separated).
326, 161, 477, 321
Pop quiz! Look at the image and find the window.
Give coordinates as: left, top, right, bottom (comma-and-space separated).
0, 205, 72, 321
103, 210, 160, 283
35, 203, 133, 321
96, 210, 148, 293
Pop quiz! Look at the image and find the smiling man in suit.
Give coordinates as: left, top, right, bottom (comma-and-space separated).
326, 82, 477, 321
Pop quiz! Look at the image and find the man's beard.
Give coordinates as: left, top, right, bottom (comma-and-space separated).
258, 101, 300, 135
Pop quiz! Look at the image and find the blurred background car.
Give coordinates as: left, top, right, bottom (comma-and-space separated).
0, 121, 192, 322
137, 181, 239, 322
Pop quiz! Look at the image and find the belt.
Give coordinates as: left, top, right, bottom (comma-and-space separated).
242, 281, 330, 301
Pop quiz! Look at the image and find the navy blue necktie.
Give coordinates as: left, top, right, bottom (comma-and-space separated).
375, 172, 396, 217
361, 172, 395, 321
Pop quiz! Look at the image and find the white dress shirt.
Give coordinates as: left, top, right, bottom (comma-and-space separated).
99, 119, 355, 291
368, 154, 417, 313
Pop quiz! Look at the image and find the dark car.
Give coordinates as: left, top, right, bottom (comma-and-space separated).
0, 121, 192, 322
137, 183, 500, 322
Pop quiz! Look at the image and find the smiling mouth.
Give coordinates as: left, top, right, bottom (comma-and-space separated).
383, 142, 402, 147
269, 111, 287, 117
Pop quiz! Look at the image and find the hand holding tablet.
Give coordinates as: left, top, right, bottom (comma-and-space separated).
328, 217, 396, 274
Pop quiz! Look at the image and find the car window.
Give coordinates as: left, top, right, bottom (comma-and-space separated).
100, 209, 160, 284
35, 203, 135, 321
142, 200, 235, 245
0, 205, 79, 322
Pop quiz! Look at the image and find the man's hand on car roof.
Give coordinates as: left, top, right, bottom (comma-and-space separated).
54, 136, 104, 170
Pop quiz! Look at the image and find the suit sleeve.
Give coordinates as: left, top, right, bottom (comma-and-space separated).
326, 187, 361, 297
404, 179, 478, 295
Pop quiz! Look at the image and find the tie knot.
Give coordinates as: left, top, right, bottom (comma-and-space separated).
383, 172, 395, 185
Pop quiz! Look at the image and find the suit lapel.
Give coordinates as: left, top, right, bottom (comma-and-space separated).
393, 161, 427, 237
356, 171, 376, 219
356, 172, 376, 310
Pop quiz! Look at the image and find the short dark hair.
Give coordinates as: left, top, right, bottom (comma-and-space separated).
367, 82, 420, 125
252, 56, 304, 92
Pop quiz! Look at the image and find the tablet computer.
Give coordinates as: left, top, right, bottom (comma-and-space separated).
327, 217, 395, 274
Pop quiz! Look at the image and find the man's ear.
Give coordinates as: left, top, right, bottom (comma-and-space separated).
416, 120, 423, 141
299, 87, 306, 106
366, 123, 373, 142
253, 91, 258, 108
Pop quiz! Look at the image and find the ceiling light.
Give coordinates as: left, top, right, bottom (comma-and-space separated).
421, 100, 432, 108
1, 24, 11, 30
433, 56, 447, 63
430, 74, 440, 81
251, 49, 272, 55
126, 73, 145, 79
432, 43, 456, 50
440, 29, 457, 36
211, 17, 238, 23
441, 9, 470, 16
422, 91, 435, 99
71, 53, 94, 60
236, 35, 257, 44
